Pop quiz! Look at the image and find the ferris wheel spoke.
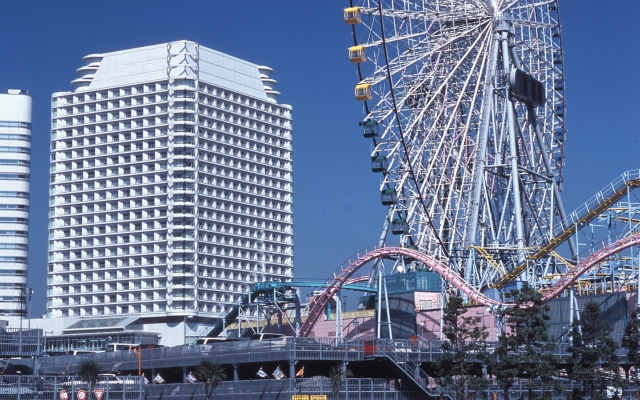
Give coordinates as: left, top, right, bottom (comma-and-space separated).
360, 7, 486, 23
394, 24, 493, 139
409, 105, 484, 244
383, 26, 493, 252
359, 22, 491, 88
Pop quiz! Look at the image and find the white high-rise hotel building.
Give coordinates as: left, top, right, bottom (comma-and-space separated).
0, 90, 31, 317
48, 41, 293, 320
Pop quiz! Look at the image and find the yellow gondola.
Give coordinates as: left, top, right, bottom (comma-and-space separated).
348, 46, 366, 63
344, 7, 362, 24
354, 83, 372, 101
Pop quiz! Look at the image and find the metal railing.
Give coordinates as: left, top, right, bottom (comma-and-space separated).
143, 378, 420, 400
0, 329, 42, 358
0, 375, 143, 400
33, 338, 635, 383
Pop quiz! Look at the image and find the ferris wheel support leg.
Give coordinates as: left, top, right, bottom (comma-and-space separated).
509, 42, 523, 71
370, 207, 393, 285
500, 29, 527, 260
382, 273, 393, 339
379, 207, 392, 247
370, 211, 391, 339
464, 35, 500, 291
526, 104, 577, 258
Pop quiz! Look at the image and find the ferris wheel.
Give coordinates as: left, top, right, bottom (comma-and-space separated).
346, 0, 571, 289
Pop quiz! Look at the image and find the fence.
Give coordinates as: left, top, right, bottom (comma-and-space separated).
33, 337, 634, 378
0, 328, 42, 358
0, 375, 143, 400
143, 378, 422, 400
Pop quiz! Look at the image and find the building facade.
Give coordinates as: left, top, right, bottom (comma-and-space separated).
48, 41, 293, 321
0, 90, 31, 317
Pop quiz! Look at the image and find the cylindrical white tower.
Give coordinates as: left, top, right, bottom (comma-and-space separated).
0, 90, 31, 317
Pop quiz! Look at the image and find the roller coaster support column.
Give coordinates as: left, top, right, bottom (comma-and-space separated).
336, 290, 343, 340
376, 268, 382, 338
569, 287, 575, 342
295, 289, 301, 337
488, 305, 506, 338
569, 222, 580, 334
628, 185, 640, 312
440, 278, 446, 340
637, 251, 640, 312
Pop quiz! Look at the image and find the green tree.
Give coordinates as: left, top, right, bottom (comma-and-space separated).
433, 295, 489, 400
621, 310, 640, 382
329, 363, 353, 399
568, 301, 622, 400
193, 360, 227, 399
490, 284, 561, 400
77, 358, 102, 388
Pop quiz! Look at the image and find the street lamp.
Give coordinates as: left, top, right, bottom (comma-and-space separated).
420, 321, 425, 338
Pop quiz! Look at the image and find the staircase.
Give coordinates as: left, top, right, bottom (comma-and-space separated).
366, 339, 453, 399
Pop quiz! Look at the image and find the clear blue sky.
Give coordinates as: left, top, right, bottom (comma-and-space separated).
0, 1, 637, 317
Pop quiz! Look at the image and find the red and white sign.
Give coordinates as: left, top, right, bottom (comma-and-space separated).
93, 389, 105, 400
59, 390, 68, 400
76, 389, 87, 400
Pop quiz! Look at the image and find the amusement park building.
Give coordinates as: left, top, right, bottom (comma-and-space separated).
47, 41, 294, 334
0, 90, 31, 317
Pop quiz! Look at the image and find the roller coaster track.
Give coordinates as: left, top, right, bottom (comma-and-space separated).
494, 170, 640, 288
210, 171, 640, 338
298, 233, 640, 337
540, 232, 640, 302
252, 276, 375, 293
204, 276, 376, 338
298, 245, 500, 337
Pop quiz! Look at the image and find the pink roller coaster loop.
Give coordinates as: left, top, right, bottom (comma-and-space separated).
299, 244, 499, 337
298, 233, 640, 337
541, 232, 640, 302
